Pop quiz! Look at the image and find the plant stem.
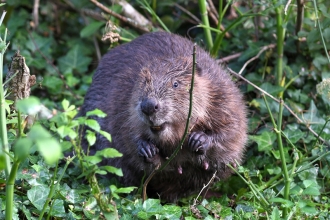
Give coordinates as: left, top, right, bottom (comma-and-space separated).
312, 0, 330, 63
276, 99, 290, 218
275, 3, 285, 98
228, 164, 269, 207
198, 0, 213, 50
0, 28, 10, 178
5, 160, 20, 220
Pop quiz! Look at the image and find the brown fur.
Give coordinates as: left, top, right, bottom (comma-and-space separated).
79, 32, 248, 202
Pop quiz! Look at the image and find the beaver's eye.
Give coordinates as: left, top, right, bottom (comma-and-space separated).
173, 81, 179, 88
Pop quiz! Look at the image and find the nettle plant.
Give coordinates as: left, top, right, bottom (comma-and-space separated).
1, 94, 135, 219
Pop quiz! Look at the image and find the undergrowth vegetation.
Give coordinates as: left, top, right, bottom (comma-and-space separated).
1, 0, 330, 219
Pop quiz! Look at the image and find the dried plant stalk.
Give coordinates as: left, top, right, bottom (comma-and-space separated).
5, 51, 36, 108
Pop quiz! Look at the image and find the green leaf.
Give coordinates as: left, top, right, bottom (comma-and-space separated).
249, 131, 276, 152
80, 21, 104, 38
86, 130, 96, 146
60, 189, 84, 204
84, 155, 102, 164
57, 125, 77, 139
99, 130, 111, 142
142, 198, 163, 212
28, 124, 51, 140
269, 198, 294, 208
27, 185, 50, 210
36, 138, 62, 164
270, 207, 281, 220
58, 45, 92, 74
85, 119, 100, 132
62, 99, 70, 111
50, 199, 66, 217
14, 138, 33, 162
16, 96, 41, 115
283, 125, 304, 144
95, 148, 122, 158
42, 76, 64, 93
86, 108, 107, 117
100, 165, 123, 176
303, 100, 325, 125
163, 205, 182, 219
110, 185, 136, 195
260, 82, 284, 96
302, 186, 320, 196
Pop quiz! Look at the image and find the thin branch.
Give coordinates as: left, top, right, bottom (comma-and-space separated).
142, 44, 198, 201
226, 41, 329, 146
174, 3, 201, 24
32, 0, 40, 29
192, 171, 217, 206
228, 69, 330, 147
90, 0, 150, 33
237, 44, 276, 75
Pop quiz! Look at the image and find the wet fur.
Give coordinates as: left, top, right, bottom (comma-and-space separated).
79, 32, 248, 202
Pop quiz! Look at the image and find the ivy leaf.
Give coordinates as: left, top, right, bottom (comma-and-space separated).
80, 21, 104, 38
50, 199, 66, 217
163, 205, 182, 219
142, 199, 163, 212
249, 131, 276, 152
27, 185, 50, 210
60, 189, 84, 204
260, 82, 284, 96
58, 45, 92, 74
283, 124, 304, 144
303, 100, 325, 131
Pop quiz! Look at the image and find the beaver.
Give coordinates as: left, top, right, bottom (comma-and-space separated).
79, 31, 247, 202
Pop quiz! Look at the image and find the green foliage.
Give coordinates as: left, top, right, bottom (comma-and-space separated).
1, 0, 330, 219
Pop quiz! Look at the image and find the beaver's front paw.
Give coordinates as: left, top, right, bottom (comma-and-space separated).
137, 140, 159, 163
188, 131, 210, 155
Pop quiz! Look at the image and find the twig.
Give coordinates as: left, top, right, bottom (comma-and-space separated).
237, 44, 276, 75
285, 0, 292, 15
228, 69, 330, 147
218, 44, 275, 63
112, 0, 152, 28
142, 44, 198, 201
142, 163, 160, 201
32, 0, 40, 29
174, 3, 201, 24
192, 171, 217, 206
0, 10, 6, 26
218, 52, 241, 63
90, 0, 150, 33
